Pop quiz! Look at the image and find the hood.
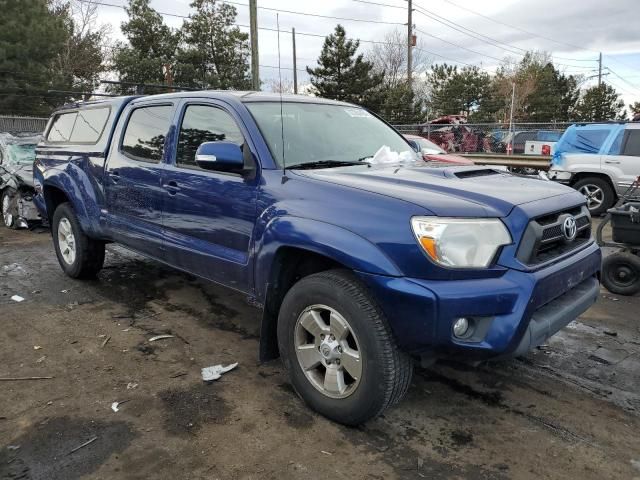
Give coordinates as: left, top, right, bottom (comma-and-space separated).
294, 163, 578, 217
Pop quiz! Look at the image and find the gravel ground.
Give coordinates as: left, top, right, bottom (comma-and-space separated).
1, 225, 639, 480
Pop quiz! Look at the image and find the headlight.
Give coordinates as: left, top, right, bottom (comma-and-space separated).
411, 217, 511, 268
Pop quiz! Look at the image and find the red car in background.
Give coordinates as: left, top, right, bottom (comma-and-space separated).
404, 134, 474, 165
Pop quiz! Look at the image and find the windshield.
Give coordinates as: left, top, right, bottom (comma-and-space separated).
1, 144, 37, 166
414, 137, 446, 154
245, 102, 417, 167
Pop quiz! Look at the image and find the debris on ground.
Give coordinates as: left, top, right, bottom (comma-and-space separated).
126, 382, 138, 390
35, 356, 46, 364
149, 334, 174, 342
0, 376, 53, 381
101, 336, 111, 348
201, 363, 238, 382
10, 295, 24, 302
33, 345, 42, 350
111, 401, 127, 413
67, 436, 98, 455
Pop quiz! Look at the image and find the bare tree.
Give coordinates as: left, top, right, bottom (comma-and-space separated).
51, 0, 111, 94
368, 29, 432, 89
265, 77, 295, 94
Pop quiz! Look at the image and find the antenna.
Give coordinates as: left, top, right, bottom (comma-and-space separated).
276, 13, 286, 176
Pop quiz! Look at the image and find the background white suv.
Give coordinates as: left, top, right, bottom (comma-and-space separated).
548, 122, 640, 215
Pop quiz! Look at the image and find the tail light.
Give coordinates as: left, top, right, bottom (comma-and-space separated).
541, 144, 551, 156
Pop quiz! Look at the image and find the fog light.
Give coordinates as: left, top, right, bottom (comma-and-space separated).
453, 318, 470, 338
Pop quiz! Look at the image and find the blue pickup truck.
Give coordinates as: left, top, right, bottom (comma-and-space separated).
33, 92, 601, 425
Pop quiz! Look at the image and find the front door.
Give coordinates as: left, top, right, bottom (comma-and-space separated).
603, 125, 640, 198
161, 101, 259, 292
104, 103, 174, 257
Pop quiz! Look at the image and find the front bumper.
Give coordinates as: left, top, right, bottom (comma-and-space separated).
547, 169, 573, 183
356, 241, 601, 360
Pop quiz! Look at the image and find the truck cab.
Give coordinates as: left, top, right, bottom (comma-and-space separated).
34, 91, 601, 425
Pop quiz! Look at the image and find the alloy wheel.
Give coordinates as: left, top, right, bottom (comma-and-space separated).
294, 304, 362, 399
57, 217, 77, 265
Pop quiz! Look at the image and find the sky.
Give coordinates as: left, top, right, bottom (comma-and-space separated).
93, 0, 640, 111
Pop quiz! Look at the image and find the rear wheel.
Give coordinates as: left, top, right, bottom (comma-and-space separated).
1, 189, 18, 229
277, 269, 413, 425
52, 202, 105, 279
573, 177, 615, 216
602, 252, 640, 296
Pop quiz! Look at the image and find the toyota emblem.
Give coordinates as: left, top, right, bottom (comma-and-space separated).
562, 216, 577, 241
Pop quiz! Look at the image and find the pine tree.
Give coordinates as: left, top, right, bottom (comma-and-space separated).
112, 0, 178, 92
0, 0, 67, 115
574, 83, 626, 122
174, 0, 251, 90
307, 25, 383, 108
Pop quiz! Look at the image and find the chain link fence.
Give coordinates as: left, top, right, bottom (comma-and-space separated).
0, 116, 48, 134
392, 122, 578, 154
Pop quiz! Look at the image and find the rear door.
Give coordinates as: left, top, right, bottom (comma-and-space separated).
161, 100, 259, 291
104, 102, 174, 257
602, 125, 640, 197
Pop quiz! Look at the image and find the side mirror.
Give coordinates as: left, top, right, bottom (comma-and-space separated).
408, 139, 421, 153
195, 141, 244, 171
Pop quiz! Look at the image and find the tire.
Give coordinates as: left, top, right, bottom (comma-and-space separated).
601, 252, 640, 296
1, 188, 18, 229
277, 269, 413, 425
573, 177, 615, 216
52, 202, 105, 279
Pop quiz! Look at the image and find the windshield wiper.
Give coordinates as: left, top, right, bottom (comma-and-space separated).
285, 160, 362, 170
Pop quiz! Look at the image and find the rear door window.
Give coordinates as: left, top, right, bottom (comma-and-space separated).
121, 105, 173, 162
70, 108, 110, 143
47, 112, 77, 142
622, 130, 640, 156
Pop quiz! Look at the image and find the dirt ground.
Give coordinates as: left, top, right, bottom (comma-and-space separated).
1, 225, 639, 480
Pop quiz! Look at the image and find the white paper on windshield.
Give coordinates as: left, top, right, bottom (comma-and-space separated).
344, 108, 372, 118
367, 145, 416, 165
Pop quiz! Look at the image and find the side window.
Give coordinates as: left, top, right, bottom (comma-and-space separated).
70, 108, 110, 143
608, 129, 625, 155
622, 130, 640, 157
121, 105, 173, 162
47, 112, 77, 142
176, 105, 244, 169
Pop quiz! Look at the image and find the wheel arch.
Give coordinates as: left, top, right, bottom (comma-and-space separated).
255, 217, 402, 361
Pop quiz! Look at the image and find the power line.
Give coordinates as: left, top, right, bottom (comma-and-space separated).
411, 2, 596, 70
436, 0, 598, 57
604, 67, 640, 93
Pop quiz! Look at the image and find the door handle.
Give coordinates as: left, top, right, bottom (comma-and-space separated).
108, 170, 120, 182
162, 180, 180, 195
605, 160, 621, 164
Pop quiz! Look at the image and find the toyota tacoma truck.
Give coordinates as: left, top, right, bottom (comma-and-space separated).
34, 92, 601, 425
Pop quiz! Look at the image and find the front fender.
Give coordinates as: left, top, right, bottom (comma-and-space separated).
42, 164, 102, 235
253, 215, 402, 302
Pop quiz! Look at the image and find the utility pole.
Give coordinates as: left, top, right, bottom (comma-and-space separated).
407, 0, 413, 89
508, 82, 515, 154
598, 52, 602, 88
249, 0, 260, 91
292, 27, 298, 94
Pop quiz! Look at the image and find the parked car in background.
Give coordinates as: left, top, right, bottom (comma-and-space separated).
403, 134, 474, 165
35, 92, 600, 425
420, 117, 490, 153
524, 130, 563, 156
548, 122, 640, 214
0, 133, 42, 228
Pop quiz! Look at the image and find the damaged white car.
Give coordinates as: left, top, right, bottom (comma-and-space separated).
0, 133, 42, 229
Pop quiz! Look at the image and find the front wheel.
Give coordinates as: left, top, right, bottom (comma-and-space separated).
52, 202, 105, 279
277, 270, 413, 425
1, 189, 18, 229
602, 252, 640, 296
573, 177, 615, 216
